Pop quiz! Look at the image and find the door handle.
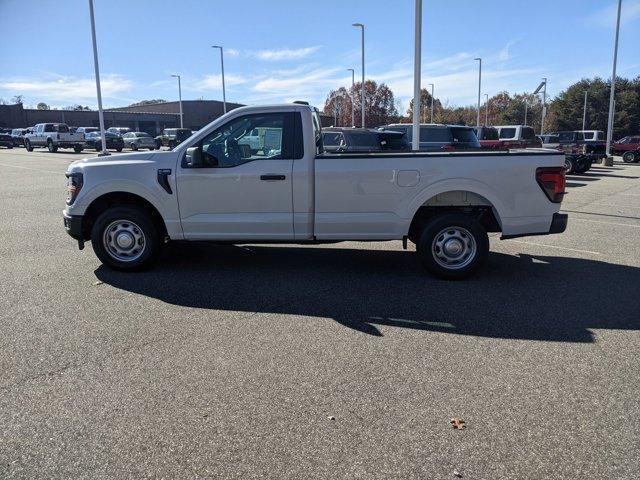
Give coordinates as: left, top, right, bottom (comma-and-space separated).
260, 174, 286, 181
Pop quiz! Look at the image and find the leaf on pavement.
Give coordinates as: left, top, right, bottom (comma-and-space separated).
450, 418, 466, 430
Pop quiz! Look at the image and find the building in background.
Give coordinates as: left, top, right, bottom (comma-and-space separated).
1, 100, 333, 133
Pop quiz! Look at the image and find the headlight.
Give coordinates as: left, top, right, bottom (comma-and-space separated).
65, 172, 83, 205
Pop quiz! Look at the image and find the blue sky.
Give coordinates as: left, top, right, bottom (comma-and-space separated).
1, 0, 639, 113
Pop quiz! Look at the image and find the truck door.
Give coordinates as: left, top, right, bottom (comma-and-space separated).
176, 112, 295, 240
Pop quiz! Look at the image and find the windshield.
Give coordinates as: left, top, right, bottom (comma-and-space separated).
499, 128, 517, 139
478, 127, 499, 140
451, 127, 478, 143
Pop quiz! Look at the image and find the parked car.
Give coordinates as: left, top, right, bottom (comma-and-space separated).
24, 123, 85, 152
0, 130, 13, 148
155, 128, 193, 149
76, 127, 100, 136
63, 103, 567, 279
379, 124, 481, 151
107, 127, 132, 137
122, 131, 156, 151
10, 128, 29, 147
472, 126, 504, 150
538, 134, 560, 150
556, 131, 598, 173
322, 127, 409, 153
579, 130, 605, 142
85, 131, 124, 152
612, 135, 640, 163
495, 125, 542, 148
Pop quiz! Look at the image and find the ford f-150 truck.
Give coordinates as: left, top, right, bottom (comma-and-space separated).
63, 103, 567, 279
25, 123, 85, 152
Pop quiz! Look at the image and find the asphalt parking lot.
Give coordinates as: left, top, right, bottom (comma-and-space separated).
0, 148, 638, 479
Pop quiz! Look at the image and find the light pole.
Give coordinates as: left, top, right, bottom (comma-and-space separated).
582, 90, 588, 132
171, 74, 183, 128
88, 0, 108, 156
533, 78, 547, 134
484, 93, 489, 126
428, 83, 434, 123
211, 45, 226, 114
524, 97, 528, 125
411, 0, 422, 151
347, 68, 355, 127
352, 23, 365, 128
605, 0, 622, 164
474, 58, 482, 127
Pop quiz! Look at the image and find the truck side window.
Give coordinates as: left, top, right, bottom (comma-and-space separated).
193, 113, 294, 168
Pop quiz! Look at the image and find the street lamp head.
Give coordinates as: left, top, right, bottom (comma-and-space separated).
352, 23, 363, 27
171, 74, 180, 78
212, 45, 221, 49
474, 57, 481, 61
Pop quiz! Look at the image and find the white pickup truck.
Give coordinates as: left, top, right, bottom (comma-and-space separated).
25, 123, 85, 153
63, 103, 567, 279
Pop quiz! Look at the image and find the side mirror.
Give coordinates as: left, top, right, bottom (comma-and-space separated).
185, 146, 203, 168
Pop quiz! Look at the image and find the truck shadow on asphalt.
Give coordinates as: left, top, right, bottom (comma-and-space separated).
95, 243, 638, 342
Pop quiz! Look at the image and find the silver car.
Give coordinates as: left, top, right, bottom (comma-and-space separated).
122, 132, 156, 150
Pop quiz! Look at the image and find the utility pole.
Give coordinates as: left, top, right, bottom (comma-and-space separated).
347, 68, 355, 127
88, 0, 108, 156
484, 93, 489, 126
171, 74, 183, 128
428, 83, 434, 123
474, 58, 482, 127
411, 0, 422, 151
212, 46, 227, 113
524, 97, 528, 126
582, 91, 588, 132
605, 0, 622, 165
352, 23, 365, 127
541, 78, 547, 134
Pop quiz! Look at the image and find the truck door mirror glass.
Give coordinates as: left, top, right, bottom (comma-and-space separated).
185, 146, 203, 168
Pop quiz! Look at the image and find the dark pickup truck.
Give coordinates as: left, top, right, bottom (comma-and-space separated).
557, 131, 606, 174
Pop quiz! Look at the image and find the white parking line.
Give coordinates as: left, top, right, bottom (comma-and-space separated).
569, 217, 640, 228
0, 162, 64, 175
508, 240, 602, 256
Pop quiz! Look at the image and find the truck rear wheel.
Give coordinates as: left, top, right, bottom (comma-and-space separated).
91, 206, 161, 271
416, 213, 489, 280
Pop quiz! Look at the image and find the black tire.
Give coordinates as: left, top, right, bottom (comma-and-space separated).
90, 206, 161, 271
6, 143, 13, 149
564, 156, 575, 174
416, 213, 489, 280
25, 139, 33, 151
168, 140, 176, 149
116, 147, 123, 152
95, 145, 101, 152
74, 146, 83, 153
622, 151, 637, 163
574, 159, 591, 174
131, 143, 138, 151
47, 139, 58, 153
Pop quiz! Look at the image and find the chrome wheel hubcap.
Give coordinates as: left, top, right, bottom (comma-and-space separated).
103, 220, 146, 262
432, 226, 476, 270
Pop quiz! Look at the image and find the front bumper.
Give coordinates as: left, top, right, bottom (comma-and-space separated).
63, 211, 84, 240
501, 213, 568, 239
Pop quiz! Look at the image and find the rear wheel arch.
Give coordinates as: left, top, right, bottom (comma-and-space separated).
81, 191, 168, 241
407, 190, 501, 244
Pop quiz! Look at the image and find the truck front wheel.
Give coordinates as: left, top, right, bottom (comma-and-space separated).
416, 213, 489, 280
25, 139, 33, 151
47, 139, 58, 153
91, 206, 161, 271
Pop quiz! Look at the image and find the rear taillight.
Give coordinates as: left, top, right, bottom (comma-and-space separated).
66, 172, 83, 205
441, 144, 455, 152
536, 167, 565, 203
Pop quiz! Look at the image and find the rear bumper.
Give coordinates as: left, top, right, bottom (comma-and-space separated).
501, 213, 567, 239
63, 211, 84, 240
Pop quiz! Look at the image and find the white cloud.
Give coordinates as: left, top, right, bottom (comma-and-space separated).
249, 46, 321, 61
194, 74, 247, 90
585, 0, 640, 27
0, 74, 133, 105
225, 48, 240, 57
